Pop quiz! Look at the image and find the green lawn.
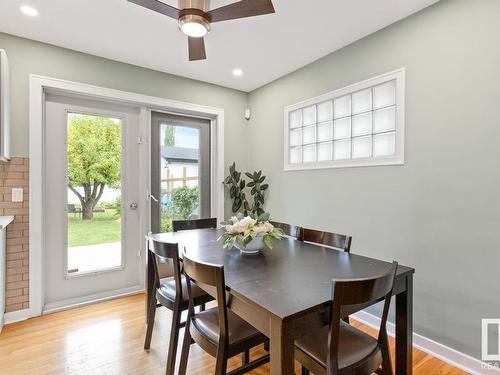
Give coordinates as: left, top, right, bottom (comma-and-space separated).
68, 209, 121, 247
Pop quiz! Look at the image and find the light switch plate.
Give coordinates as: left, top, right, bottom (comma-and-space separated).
12, 188, 23, 202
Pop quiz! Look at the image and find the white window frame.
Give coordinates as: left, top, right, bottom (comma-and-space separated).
283, 68, 405, 171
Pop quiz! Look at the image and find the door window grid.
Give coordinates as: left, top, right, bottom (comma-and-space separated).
285, 69, 404, 170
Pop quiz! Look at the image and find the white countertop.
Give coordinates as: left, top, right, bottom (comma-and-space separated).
0, 215, 14, 229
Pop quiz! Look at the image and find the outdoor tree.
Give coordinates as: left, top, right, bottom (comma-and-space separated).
171, 186, 199, 220
164, 125, 175, 147
67, 114, 121, 220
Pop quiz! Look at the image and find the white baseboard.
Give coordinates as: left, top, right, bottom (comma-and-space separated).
352, 311, 500, 375
43, 285, 144, 314
4, 308, 31, 324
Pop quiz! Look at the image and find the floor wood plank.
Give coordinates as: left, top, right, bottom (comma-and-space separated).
0, 294, 469, 374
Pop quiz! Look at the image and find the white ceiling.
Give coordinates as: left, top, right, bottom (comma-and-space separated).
0, 0, 438, 92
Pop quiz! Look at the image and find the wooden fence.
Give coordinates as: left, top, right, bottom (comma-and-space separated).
161, 167, 199, 198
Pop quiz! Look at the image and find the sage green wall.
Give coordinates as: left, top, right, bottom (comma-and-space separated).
247, 0, 500, 359
0, 32, 250, 215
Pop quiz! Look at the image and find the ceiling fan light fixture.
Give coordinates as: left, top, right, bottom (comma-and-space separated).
179, 14, 210, 38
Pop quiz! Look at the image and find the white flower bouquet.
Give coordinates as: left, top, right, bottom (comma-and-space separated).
219, 212, 284, 251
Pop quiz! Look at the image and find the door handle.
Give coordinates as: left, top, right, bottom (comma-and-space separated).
130, 202, 138, 210
149, 194, 159, 203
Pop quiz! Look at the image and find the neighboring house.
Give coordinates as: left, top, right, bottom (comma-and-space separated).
160, 146, 199, 210
161, 145, 199, 189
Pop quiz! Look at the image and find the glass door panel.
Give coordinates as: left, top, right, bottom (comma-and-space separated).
66, 113, 123, 275
151, 112, 211, 233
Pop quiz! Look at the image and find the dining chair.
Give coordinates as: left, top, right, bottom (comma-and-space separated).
298, 227, 352, 252
296, 261, 398, 375
269, 220, 301, 238
168, 217, 218, 313
172, 217, 218, 232
178, 251, 270, 375
299, 227, 353, 323
144, 240, 214, 375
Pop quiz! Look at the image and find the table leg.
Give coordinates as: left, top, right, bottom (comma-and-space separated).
146, 247, 154, 323
396, 274, 413, 375
269, 316, 295, 375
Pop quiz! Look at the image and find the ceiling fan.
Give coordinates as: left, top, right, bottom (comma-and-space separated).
127, 0, 275, 61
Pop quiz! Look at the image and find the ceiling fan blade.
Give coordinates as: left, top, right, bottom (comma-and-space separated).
188, 37, 207, 61
204, 0, 275, 23
127, 0, 180, 19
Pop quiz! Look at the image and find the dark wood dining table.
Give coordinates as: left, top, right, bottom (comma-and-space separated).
148, 229, 415, 375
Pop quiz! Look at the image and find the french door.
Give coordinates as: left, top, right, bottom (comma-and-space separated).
150, 112, 211, 233
43, 94, 142, 309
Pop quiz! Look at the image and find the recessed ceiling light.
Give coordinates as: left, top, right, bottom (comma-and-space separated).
20, 5, 39, 17
233, 69, 243, 77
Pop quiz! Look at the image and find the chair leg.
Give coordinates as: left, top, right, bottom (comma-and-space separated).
200, 303, 205, 312
165, 304, 182, 375
144, 294, 157, 350
178, 314, 192, 375
380, 336, 393, 375
301, 366, 310, 375
214, 346, 228, 375
214, 357, 228, 375
242, 349, 250, 365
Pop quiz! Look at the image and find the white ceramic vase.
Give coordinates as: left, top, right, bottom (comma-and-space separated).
235, 235, 265, 255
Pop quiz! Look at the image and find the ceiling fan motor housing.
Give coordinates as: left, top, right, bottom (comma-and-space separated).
178, 0, 210, 12
178, 0, 211, 36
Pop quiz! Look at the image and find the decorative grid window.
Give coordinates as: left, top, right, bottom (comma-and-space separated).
284, 69, 405, 170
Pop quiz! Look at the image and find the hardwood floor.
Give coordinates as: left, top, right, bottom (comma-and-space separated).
0, 294, 468, 374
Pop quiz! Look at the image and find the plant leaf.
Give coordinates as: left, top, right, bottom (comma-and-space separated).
263, 234, 273, 249
258, 212, 270, 222
232, 199, 242, 212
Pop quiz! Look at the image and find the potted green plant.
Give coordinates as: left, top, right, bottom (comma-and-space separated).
223, 162, 268, 216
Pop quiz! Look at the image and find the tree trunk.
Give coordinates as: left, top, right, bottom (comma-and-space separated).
68, 182, 106, 221
81, 200, 94, 220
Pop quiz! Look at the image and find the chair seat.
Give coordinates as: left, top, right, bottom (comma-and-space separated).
295, 321, 380, 371
157, 275, 212, 305
191, 307, 267, 348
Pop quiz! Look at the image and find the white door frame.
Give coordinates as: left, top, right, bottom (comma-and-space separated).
29, 75, 225, 317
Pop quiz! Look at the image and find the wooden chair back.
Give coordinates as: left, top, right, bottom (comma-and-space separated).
172, 218, 217, 232
269, 221, 301, 238
327, 262, 398, 374
150, 240, 183, 301
298, 227, 352, 252
146, 234, 173, 278
182, 251, 229, 348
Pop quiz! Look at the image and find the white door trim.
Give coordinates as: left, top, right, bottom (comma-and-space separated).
29, 74, 225, 318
